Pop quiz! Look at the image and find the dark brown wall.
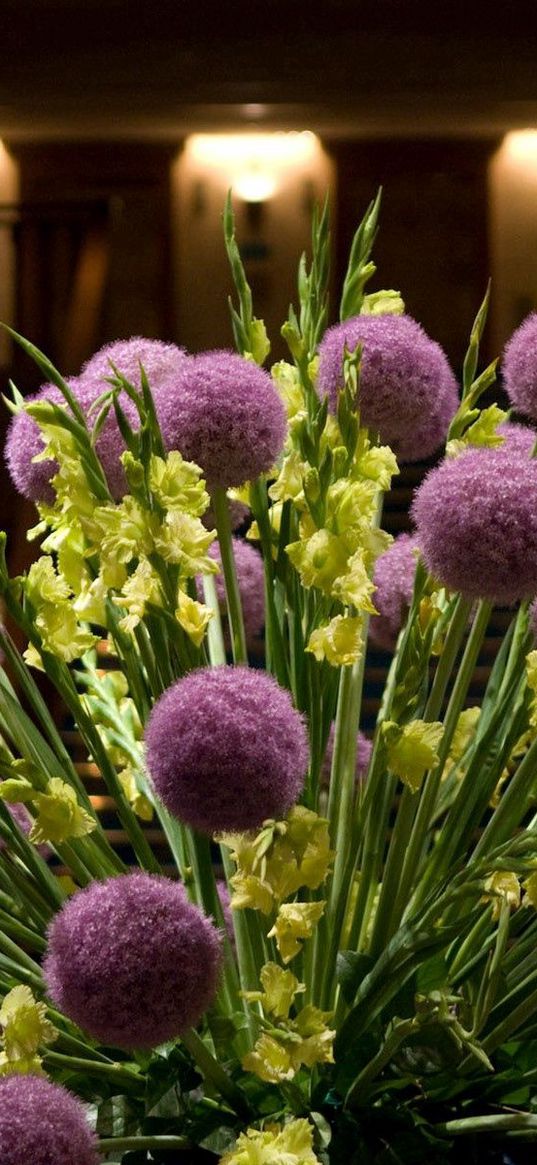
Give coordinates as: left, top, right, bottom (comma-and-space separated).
329, 138, 495, 371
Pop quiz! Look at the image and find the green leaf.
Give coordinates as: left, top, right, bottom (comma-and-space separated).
336, 951, 375, 1006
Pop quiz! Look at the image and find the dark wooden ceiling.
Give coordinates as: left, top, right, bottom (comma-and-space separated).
2, 1, 537, 140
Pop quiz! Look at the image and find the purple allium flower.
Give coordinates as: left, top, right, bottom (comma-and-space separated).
369, 533, 420, 651
4, 381, 79, 503
197, 537, 265, 645
412, 447, 537, 605
145, 665, 308, 834
202, 499, 250, 532
502, 313, 537, 421
79, 339, 185, 499
496, 420, 537, 457
317, 314, 459, 462
0, 1075, 100, 1165
44, 871, 222, 1049
155, 350, 287, 489
81, 336, 186, 390
321, 726, 372, 785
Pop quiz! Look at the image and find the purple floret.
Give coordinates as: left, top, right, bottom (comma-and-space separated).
0, 1075, 100, 1165
81, 336, 186, 388
197, 537, 265, 645
317, 313, 459, 462
322, 726, 372, 785
369, 533, 420, 651
44, 871, 222, 1050
5, 381, 79, 503
502, 312, 537, 421
496, 420, 537, 457
155, 349, 287, 489
412, 447, 537, 605
145, 665, 308, 834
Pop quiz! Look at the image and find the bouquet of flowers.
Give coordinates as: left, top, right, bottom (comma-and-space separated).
1, 192, 537, 1164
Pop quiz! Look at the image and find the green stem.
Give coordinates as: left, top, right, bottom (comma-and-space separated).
436, 1113, 537, 1136
211, 486, 247, 664
44, 1050, 142, 1090
249, 477, 290, 688
315, 651, 367, 1008
345, 1018, 416, 1109
181, 1027, 251, 1119
395, 600, 489, 923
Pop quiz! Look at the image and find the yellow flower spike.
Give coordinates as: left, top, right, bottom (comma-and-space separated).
0, 986, 57, 1062
241, 962, 305, 1020
175, 591, 213, 647
149, 451, 209, 515
220, 1118, 321, 1165
117, 560, 162, 633
155, 510, 217, 574
290, 1004, 336, 1069
360, 288, 405, 316
229, 872, 274, 915
92, 496, 157, 565
25, 557, 71, 607
307, 614, 364, 667
523, 871, 537, 909
284, 807, 334, 891
332, 549, 378, 613
268, 901, 326, 963
118, 766, 154, 823
271, 360, 306, 423
483, 871, 521, 920
447, 707, 481, 768
286, 529, 349, 594
0, 1052, 45, 1077
29, 778, 96, 846
268, 449, 308, 506
241, 1033, 295, 1083
384, 720, 444, 793
32, 603, 98, 665
328, 477, 378, 531
353, 443, 399, 490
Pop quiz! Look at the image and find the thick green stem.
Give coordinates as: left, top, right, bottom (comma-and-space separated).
44, 1051, 142, 1089
436, 1113, 537, 1136
345, 1018, 416, 1109
211, 486, 247, 664
314, 651, 366, 1008
181, 1027, 251, 1119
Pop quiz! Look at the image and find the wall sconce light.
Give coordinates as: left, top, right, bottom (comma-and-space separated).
185, 132, 320, 204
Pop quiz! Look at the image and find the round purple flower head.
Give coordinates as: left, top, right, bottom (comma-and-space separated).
5, 380, 80, 503
322, 726, 372, 785
81, 336, 186, 388
79, 337, 187, 499
44, 871, 222, 1049
502, 312, 537, 421
0, 1075, 100, 1165
317, 314, 459, 462
155, 350, 287, 489
197, 537, 265, 646
369, 533, 420, 651
145, 665, 308, 834
412, 447, 537, 605
496, 420, 537, 457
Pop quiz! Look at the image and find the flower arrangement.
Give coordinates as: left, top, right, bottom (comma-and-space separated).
0, 191, 537, 1163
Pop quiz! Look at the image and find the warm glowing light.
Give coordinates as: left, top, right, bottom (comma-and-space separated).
184, 132, 321, 201
187, 132, 318, 166
501, 130, 537, 165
